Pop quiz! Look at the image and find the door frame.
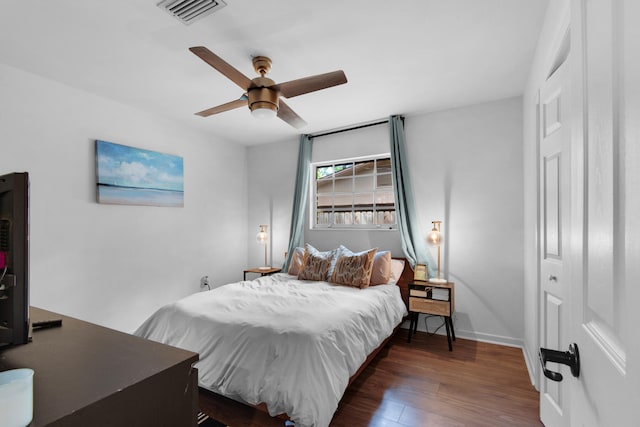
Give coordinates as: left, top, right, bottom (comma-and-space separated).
535, 6, 572, 394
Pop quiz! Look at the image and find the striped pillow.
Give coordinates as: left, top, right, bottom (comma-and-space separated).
329, 247, 377, 288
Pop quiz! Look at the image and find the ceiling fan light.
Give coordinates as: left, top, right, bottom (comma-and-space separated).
249, 102, 278, 119
248, 87, 279, 120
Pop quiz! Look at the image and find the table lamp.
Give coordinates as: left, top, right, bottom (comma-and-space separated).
256, 225, 270, 269
427, 220, 447, 283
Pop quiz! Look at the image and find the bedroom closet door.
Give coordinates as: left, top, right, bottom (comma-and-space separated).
539, 1, 640, 425
564, 0, 640, 424
538, 52, 571, 427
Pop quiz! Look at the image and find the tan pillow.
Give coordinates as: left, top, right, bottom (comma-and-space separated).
329, 247, 377, 288
388, 259, 406, 284
287, 247, 305, 276
298, 244, 335, 281
369, 251, 392, 285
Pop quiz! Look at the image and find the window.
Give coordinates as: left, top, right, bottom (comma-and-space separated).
312, 155, 396, 229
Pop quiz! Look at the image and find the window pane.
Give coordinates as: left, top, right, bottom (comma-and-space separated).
377, 173, 392, 187
377, 158, 392, 173
317, 210, 331, 225
356, 211, 373, 224
316, 179, 332, 193
353, 192, 373, 207
313, 156, 396, 228
334, 177, 353, 192
334, 211, 355, 225
375, 191, 395, 206
316, 166, 333, 180
354, 175, 374, 191
355, 160, 375, 175
317, 194, 332, 208
334, 163, 353, 176
375, 210, 396, 225
333, 193, 353, 207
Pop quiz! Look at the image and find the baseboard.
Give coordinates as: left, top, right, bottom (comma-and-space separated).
522, 343, 540, 390
453, 329, 524, 349
400, 321, 524, 348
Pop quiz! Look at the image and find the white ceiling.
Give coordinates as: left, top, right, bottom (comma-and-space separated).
0, 0, 548, 146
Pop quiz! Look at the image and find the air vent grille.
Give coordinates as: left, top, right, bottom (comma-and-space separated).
157, 0, 227, 25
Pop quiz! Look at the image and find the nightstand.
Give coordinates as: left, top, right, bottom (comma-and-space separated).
407, 281, 456, 351
243, 267, 281, 281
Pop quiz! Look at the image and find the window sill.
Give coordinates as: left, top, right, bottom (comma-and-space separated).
311, 226, 398, 231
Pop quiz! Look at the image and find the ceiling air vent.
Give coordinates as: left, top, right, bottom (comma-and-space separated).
157, 0, 227, 25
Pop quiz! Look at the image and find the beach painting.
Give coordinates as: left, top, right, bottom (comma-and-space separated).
96, 140, 184, 207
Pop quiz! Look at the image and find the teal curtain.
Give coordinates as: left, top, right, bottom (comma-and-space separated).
389, 115, 436, 278
283, 134, 313, 271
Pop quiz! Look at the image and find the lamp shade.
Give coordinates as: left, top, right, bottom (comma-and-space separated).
256, 225, 270, 269
428, 223, 441, 246
427, 220, 446, 283
256, 225, 268, 243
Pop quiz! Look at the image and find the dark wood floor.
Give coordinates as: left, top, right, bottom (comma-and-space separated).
199, 330, 542, 426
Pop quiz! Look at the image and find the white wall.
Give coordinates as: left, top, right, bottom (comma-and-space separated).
406, 97, 524, 345
247, 97, 526, 346
246, 138, 299, 269
0, 63, 248, 332
522, 0, 569, 386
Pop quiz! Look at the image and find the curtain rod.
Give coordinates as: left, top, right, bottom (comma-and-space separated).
309, 118, 389, 139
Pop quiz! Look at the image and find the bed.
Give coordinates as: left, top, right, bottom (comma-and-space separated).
134, 246, 411, 427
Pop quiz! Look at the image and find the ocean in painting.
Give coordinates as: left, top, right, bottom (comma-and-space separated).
96, 140, 184, 207
97, 185, 184, 207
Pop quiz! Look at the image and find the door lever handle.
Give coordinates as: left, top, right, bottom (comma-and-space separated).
539, 343, 580, 382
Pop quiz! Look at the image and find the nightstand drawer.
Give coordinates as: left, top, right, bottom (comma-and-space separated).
409, 298, 451, 316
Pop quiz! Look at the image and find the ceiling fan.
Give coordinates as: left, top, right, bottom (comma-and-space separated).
189, 46, 348, 129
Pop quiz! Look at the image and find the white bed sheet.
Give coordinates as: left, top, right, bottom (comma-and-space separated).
134, 273, 407, 427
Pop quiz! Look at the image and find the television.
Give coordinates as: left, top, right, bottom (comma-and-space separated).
0, 172, 29, 349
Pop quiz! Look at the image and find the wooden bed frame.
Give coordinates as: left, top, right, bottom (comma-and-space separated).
347, 257, 411, 386
252, 257, 413, 420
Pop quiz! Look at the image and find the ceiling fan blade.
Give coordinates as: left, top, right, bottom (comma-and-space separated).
277, 99, 307, 129
277, 70, 347, 99
189, 46, 252, 90
195, 97, 247, 117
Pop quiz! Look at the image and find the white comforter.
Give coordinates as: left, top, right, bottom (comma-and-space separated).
134, 273, 407, 427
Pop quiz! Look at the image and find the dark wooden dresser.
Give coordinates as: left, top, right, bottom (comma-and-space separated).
0, 307, 199, 426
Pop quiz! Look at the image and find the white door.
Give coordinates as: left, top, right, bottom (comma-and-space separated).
538, 54, 571, 427
566, 0, 640, 424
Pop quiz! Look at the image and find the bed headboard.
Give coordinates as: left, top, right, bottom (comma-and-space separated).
392, 257, 413, 311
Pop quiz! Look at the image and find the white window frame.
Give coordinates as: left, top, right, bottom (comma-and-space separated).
310, 154, 397, 230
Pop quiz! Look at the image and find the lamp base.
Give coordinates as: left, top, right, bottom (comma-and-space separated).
428, 277, 447, 284
258, 266, 272, 270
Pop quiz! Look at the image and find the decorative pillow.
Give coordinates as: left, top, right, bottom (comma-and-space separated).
388, 259, 406, 284
287, 247, 305, 276
297, 244, 335, 281
329, 247, 377, 288
328, 245, 348, 279
369, 251, 392, 285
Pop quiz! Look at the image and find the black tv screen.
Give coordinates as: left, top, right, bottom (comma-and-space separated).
0, 172, 29, 349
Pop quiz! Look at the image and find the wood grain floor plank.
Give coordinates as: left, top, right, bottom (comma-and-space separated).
199, 330, 542, 426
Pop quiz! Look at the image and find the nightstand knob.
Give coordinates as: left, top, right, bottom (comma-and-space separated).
548, 274, 557, 282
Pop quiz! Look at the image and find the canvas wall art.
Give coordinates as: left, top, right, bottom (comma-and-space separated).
96, 140, 184, 207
